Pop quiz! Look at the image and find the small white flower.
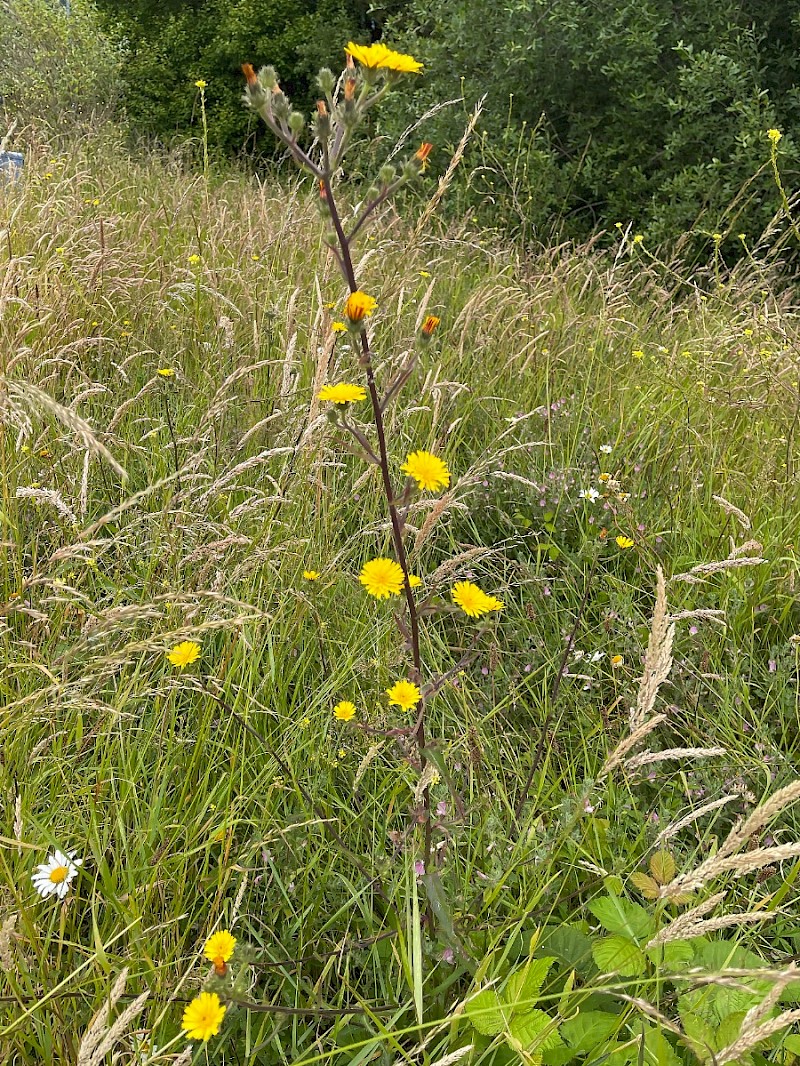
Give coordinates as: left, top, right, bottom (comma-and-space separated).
599, 444, 613, 454
590, 650, 604, 662
579, 487, 600, 502
32, 849, 82, 900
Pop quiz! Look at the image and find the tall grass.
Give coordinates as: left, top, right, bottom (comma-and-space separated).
1, 132, 799, 1062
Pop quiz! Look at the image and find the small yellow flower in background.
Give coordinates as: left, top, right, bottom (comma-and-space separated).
598, 473, 611, 483
767, 128, 782, 145
743, 328, 753, 336
323, 301, 336, 310
400, 450, 451, 492
632, 349, 644, 359
451, 581, 504, 618
334, 700, 357, 721
188, 253, 202, 265
386, 679, 422, 711
167, 640, 201, 669
338, 747, 347, 759
408, 574, 422, 588
195, 79, 207, 89
611, 654, 624, 667
359, 557, 405, 598
420, 314, 440, 338
251, 253, 261, 261
712, 232, 722, 242
632, 234, 644, 244
303, 570, 320, 581
157, 368, 175, 378
738, 233, 746, 241
182, 992, 226, 1042
331, 321, 348, 333
299, 715, 310, 728
344, 290, 377, 323
419, 270, 431, 278
318, 382, 367, 404
615, 535, 635, 549
203, 930, 236, 973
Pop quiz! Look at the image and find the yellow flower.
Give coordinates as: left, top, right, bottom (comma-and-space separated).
167, 640, 201, 669
386, 679, 422, 711
195, 79, 207, 89
400, 450, 451, 492
345, 41, 394, 69
767, 128, 782, 145
632, 349, 644, 359
334, 701, 357, 721
420, 315, 440, 338
419, 270, 431, 278
303, 570, 320, 581
203, 930, 236, 966
380, 48, 424, 74
632, 234, 644, 244
611, 654, 624, 667
157, 368, 175, 378
615, 535, 635, 549
359, 557, 405, 599
408, 574, 422, 588
451, 581, 503, 618
182, 992, 226, 1042
344, 291, 377, 323
188, 253, 202, 264
331, 321, 348, 333
318, 382, 367, 404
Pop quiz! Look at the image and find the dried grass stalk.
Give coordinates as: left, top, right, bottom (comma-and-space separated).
623, 746, 726, 771
414, 95, 485, 239
600, 714, 667, 778
0, 914, 17, 972
655, 794, 740, 844
712, 494, 751, 529
715, 1008, 800, 1066
77, 968, 149, 1066
631, 567, 673, 731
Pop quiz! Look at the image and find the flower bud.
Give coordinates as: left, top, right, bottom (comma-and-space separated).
420, 315, 440, 340
271, 90, 290, 122
241, 63, 268, 108
259, 66, 278, 90
414, 143, 434, 171
344, 77, 357, 102
289, 111, 305, 135
317, 68, 336, 95
323, 230, 338, 247
378, 163, 395, 185
314, 100, 330, 139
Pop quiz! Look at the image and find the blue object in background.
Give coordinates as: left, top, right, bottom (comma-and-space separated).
0, 152, 24, 182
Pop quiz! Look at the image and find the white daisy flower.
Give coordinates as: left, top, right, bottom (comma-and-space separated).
599, 443, 613, 454
579, 487, 600, 502
32, 849, 82, 900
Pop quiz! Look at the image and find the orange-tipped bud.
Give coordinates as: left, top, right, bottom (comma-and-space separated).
415, 143, 434, 168
421, 315, 440, 338
316, 100, 328, 117
346, 53, 355, 71
319, 180, 328, 201
344, 77, 356, 102
242, 63, 258, 87
213, 958, 228, 977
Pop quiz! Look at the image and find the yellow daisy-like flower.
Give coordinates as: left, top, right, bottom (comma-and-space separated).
408, 574, 422, 588
380, 48, 423, 74
359, 557, 405, 599
195, 79, 207, 89
187, 253, 202, 265
611, 654, 624, 667
615, 535, 635, 549
182, 992, 226, 1042
331, 321, 348, 333
767, 128, 782, 145
157, 368, 175, 378
451, 581, 503, 619
318, 382, 367, 404
203, 930, 236, 966
345, 41, 393, 69
344, 291, 377, 323
167, 640, 201, 669
386, 679, 422, 711
334, 700, 357, 721
401, 450, 451, 492
303, 570, 320, 581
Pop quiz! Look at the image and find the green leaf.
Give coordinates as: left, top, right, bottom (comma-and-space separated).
506, 956, 556, 1013
643, 1027, 683, 1066
561, 1010, 621, 1051
588, 894, 654, 943
508, 1009, 563, 1052
538, 925, 596, 973
782, 1035, 800, 1054
645, 940, 694, 969
649, 852, 676, 885
542, 1047, 577, 1066
715, 1012, 748, 1053
467, 989, 511, 1035
630, 873, 661, 900
592, 935, 647, 976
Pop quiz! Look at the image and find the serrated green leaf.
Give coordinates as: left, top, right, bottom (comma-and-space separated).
592, 935, 647, 976
649, 852, 676, 885
645, 939, 694, 969
631, 873, 661, 900
467, 989, 512, 1035
782, 1034, 800, 1054
588, 894, 655, 942
643, 1026, 682, 1066
506, 956, 556, 1012
715, 1012, 748, 1052
508, 1009, 563, 1052
561, 1010, 621, 1050
538, 925, 596, 973
542, 1047, 576, 1066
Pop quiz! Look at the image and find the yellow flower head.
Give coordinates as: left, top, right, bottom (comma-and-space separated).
381, 48, 424, 74
408, 574, 422, 588
632, 349, 644, 359
331, 321, 348, 333
157, 368, 175, 378
345, 41, 393, 69
359, 557, 404, 599
610, 654, 624, 667
167, 640, 201, 669
334, 700, 357, 721
182, 992, 226, 1042
188, 253, 202, 265
451, 581, 504, 619
303, 570, 320, 581
195, 79, 207, 89
615, 535, 635, 549
203, 930, 236, 966
767, 128, 782, 145
401, 450, 451, 492
318, 382, 367, 405
420, 314, 440, 337
386, 679, 422, 711
344, 291, 377, 323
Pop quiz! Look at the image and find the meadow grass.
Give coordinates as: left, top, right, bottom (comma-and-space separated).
1, 131, 800, 1063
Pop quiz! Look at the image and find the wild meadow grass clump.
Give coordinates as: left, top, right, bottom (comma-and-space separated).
1, 46, 800, 1066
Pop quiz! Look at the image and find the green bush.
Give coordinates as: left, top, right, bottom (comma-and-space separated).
0, 0, 120, 129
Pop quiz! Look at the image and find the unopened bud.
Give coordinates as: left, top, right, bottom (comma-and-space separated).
344, 77, 356, 102
378, 164, 395, 185
213, 959, 228, 977
271, 90, 290, 122
242, 63, 258, 87
317, 68, 336, 95
289, 111, 305, 135
314, 99, 330, 138
259, 65, 278, 90
420, 315, 440, 340
242, 63, 268, 108
323, 230, 337, 247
